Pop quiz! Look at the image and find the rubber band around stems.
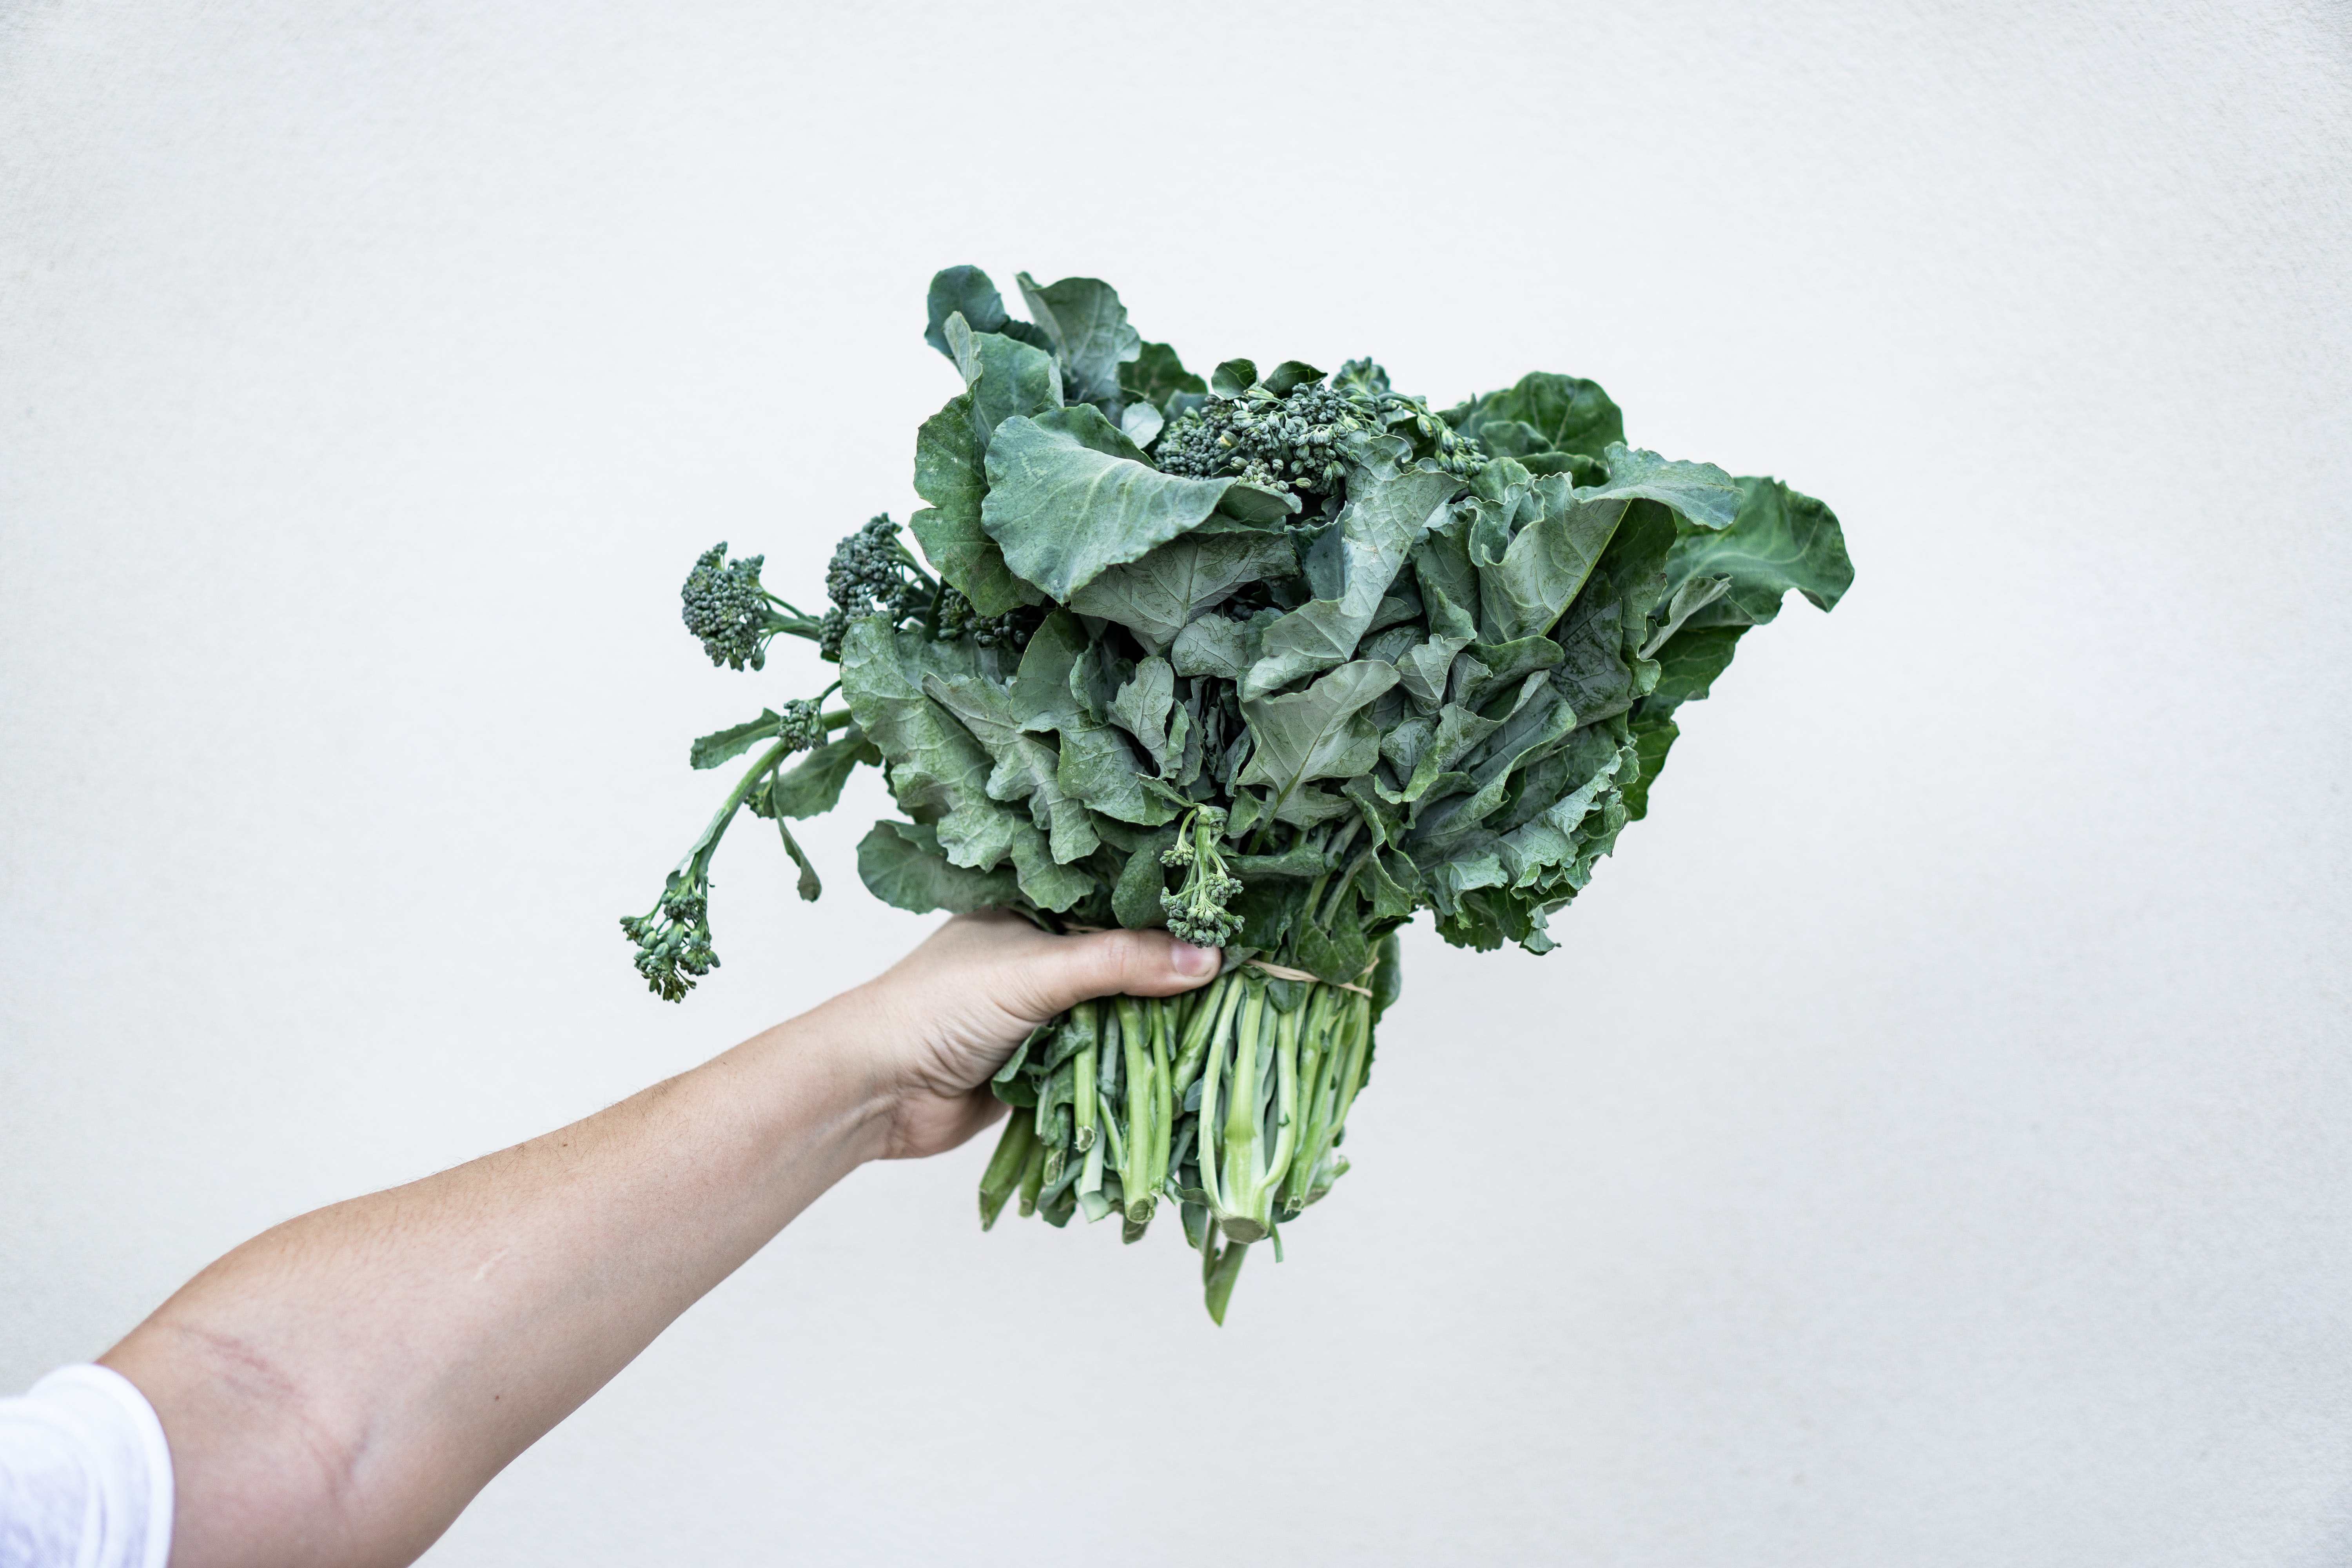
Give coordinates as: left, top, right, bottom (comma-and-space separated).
1060, 925, 1376, 999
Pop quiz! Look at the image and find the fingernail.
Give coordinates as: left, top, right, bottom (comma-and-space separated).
1169, 940, 1219, 977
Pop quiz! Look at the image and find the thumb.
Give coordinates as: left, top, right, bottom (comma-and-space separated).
1012, 928, 1221, 1020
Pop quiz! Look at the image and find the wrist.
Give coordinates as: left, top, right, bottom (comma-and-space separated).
753, 982, 911, 1168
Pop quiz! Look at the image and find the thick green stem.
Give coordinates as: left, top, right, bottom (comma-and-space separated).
1173, 975, 1240, 1101
1016, 1129, 1047, 1218
978, 1112, 1034, 1231
1113, 996, 1158, 1224
1071, 1003, 1099, 1156
1202, 1226, 1250, 1326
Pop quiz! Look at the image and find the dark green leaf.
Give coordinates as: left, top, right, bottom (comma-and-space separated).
1664, 477, 1855, 627
945, 315, 1063, 444
982, 406, 1240, 599
1244, 462, 1463, 700
768, 724, 882, 818
1647, 626, 1747, 711
1453, 372, 1624, 459
1260, 361, 1325, 396
919, 669, 1100, 865
857, 820, 1022, 913
910, 392, 1040, 618
1622, 713, 1679, 820
1112, 838, 1173, 928
690, 710, 782, 771
1120, 341, 1207, 408
776, 816, 823, 901
1015, 272, 1143, 409
1235, 661, 1399, 806
1069, 533, 1296, 652
1210, 359, 1257, 396
838, 621, 1013, 872
924, 266, 1009, 358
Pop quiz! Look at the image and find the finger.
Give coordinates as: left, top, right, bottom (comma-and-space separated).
1013, 928, 1220, 1018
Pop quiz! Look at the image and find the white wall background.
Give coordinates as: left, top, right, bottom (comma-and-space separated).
4, 2, 2348, 1562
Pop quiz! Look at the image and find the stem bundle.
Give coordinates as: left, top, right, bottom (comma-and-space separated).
978, 967, 1379, 1323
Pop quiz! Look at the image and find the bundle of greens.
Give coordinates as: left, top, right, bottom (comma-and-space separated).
624, 266, 1851, 1320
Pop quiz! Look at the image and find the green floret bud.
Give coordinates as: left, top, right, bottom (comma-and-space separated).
619, 871, 719, 1002
820, 514, 951, 661
682, 543, 782, 671
931, 586, 1038, 650
1159, 806, 1241, 948
1150, 364, 1485, 499
776, 698, 826, 753
826, 515, 931, 623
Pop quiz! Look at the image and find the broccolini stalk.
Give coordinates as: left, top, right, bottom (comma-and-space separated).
1112, 996, 1172, 1227
978, 1113, 1034, 1231
619, 735, 793, 1000
1279, 988, 1372, 1218
680, 544, 824, 671
1160, 805, 1242, 948
620, 697, 849, 1002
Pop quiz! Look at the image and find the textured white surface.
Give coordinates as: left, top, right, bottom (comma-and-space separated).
4, 3, 2348, 1563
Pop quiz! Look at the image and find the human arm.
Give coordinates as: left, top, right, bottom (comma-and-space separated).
99, 913, 1219, 1568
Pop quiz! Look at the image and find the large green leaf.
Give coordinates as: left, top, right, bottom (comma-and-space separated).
1622, 712, 1679, 821
1646, 625, 1747, 711
909, 392, 1039, 618
1109, 656, 1177, 772
1396, 702, 1501, 804
1410, 682, 1579, 844
1068, 532, 1296, 652
924, 266, 1010, 358
1474, 474, 1627, 644
1015, 272, 1142, 409
1496, 724, 1633, 889
945, 315, 1063, 444
857, 820, 1022, 914
1393, 630, 1471, 711
1548, 591, 1637, 728
768, 724, 883, 818
1452, 372, 1624, 459
1243, 461, 1463, 701
1120, 341, 1205, 409
1589, 444, 1746, 532
1664, 476, 1855, 627
837, 621, 1013, 872
1007, 611, 1174, 827
1235, 660, 1400, 806
1471, 447, 1744, 644
919, 669, 1100, 865
1169, 608, 1272, 681
982, 405, 1240, 599
1410, 514, 1481, 642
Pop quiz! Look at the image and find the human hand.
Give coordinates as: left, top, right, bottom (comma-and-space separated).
825, 911, 1220, 1161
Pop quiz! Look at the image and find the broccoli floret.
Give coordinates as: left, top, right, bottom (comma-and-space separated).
819, 515, 939, 661
620, 872, 719, 1002
775, 697, 827, 752
1160, 806, 1243, 948
826, 515, 931, 623
819, 515, 1037, 658
1154, 384, 1368, 500
680, 543, 821, 671
1153, 364, 1486, 498
933, 585, 1038, 649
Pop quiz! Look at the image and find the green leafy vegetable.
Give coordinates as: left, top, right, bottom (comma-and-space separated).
618, 265, 1853, 1321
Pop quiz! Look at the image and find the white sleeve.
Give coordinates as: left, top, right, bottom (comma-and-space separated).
0, 1365, 174, 1568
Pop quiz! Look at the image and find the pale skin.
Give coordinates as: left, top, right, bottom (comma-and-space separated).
100, 913, 1220, 1568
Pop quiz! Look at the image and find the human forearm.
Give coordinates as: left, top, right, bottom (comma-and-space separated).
103, 993, 893, 1568
98, 915, 1216, 1568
